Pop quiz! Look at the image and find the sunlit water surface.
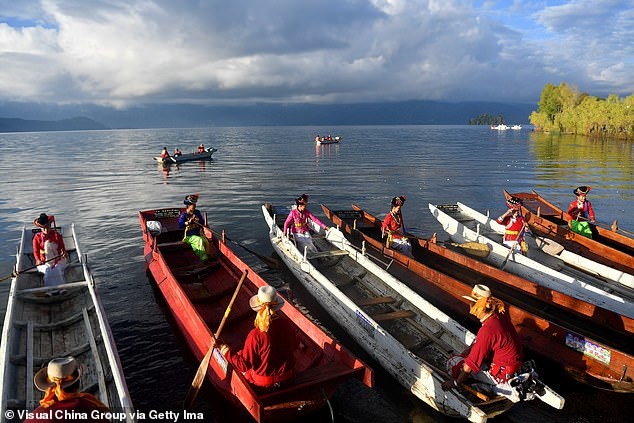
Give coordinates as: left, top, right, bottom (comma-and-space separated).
1, 126, 633, 422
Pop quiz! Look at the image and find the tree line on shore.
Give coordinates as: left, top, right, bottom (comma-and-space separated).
529, 83, 634, 139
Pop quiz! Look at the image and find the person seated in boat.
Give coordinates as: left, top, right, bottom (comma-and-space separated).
33, 213, 69, 287
160, 146, 170, 160
567, 186, 596, 238
197, 143, 205, 153
381, 195, 413, 257
441, 284, 524, 403
315, 135, 321, 142
282, 193, 330, 255
219, 286, 297, 391
496, 196, 529, 254
178, 194, 213, 262
24, 356, 110, 423
173, 147, 182, 157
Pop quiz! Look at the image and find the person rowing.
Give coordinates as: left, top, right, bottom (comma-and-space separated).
178, 194, 213, 261
496, 196, 529, 255
33, 213, 69, 286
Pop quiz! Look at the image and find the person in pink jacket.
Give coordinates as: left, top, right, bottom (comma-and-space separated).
283, 194, 329, 255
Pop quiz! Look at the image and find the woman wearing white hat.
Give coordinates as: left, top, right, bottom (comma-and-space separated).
441, 284, 524, 402
219, 285, 297, 389
23, 357, 110, 422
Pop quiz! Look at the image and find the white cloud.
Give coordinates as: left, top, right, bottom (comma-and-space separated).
0, 0, 632, 108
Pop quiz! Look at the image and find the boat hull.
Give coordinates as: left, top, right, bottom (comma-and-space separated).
139, 208, 372, 422
0, 225, 133, 422
322, 204, 634, 393
154, 147, 217, 165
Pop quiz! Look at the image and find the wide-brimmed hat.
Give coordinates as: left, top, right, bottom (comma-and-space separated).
295, 194, 309, 206
391, 195, 406, 207
462, 284, 492, 302
34, 213, 54, 228
249, 285, 285, 311
574, 186, 591, 196
184, 194, 199, 205
34, 357, 81, 392
506, 196, 522, 210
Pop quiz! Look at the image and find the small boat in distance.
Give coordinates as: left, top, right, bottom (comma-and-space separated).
315, 135, 342, 144
154, 147, 217, 165
490, 124, 509, 130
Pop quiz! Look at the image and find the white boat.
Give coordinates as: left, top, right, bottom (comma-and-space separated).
429, 203, 634, 320
511, 125, 522, 130
263, 203, 563, 422
0, 224, 134, 422
455, 201, 634, 292
490, 124, 509, 130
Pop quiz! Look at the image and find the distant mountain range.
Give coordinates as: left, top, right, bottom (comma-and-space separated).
0, 100, 536, 131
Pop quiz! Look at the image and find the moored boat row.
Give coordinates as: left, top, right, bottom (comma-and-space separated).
321, 204, 634, 393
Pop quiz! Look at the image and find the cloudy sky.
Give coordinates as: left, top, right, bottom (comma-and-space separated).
0, 0, 632, 110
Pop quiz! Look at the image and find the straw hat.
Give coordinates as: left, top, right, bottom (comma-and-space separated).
34, 357, 81, 391
249, 285, 285, 311
462, 284, 492, 302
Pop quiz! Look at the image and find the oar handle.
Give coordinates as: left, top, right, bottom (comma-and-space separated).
0, 253, 66, 282
183, 270, 248, 409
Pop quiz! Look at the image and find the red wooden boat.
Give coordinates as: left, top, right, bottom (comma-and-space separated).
139, 208, 373, 422
321, 204, 634, 393
505, 189, 634, 275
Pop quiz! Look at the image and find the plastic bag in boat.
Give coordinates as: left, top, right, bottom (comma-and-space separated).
146, 221, 163, 236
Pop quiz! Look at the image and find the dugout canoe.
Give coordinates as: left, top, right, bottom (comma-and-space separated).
153, 147, 217, 165
0, 224, 134, 422
322, 203, 634, 393
139, 208, 372, 422
263, 203, 564, 422
429, 203, 634, 321
454, 201, 634, 293
505, 189, 634, 275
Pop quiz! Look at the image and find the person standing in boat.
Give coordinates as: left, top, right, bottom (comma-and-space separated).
441, 284, 524, 402
160, 146, 170, 159
567, 186, 595, 223
197, 143, 205, 153
24, 356, 110, 423
283, 194, 330, 255
496, 196, 529, 254
219, 285, 297, 391
381, 195, 412, 257
173, 147, 182, 157
178, 194, 213, 262
33, 213, 68, 286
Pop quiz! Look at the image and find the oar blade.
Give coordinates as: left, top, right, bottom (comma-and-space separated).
453, 242, 491, 258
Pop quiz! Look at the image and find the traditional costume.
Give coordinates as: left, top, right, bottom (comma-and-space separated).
282, 194, 328, 255
567, 186, 595, 238
222, 286, 296, 389
23, 357, 110, 423
178, 194, 212, 261
32, 213, 68, 286
381, 195, 412, 257
496, 196, 528, 254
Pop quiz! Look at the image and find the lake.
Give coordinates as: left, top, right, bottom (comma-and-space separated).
1, 126, 633, 422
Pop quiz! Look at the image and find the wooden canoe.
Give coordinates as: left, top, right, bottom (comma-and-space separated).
321, 203, 634, 393
429, 203, 634, 320
139, 208, 372, 422
454, 201, 634, 293
505, 189, 634, 275
263, 203, 558, 422
0, 224, 134, 421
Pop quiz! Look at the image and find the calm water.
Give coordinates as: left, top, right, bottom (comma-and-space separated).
1, 126, 633, 422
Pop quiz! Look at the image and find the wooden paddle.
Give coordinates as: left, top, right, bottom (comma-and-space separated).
183, 269, 248, 409
501, 224, 527, 268
192, 221, 281, 268
0, 253, 66, 282
446, 242, 492, 258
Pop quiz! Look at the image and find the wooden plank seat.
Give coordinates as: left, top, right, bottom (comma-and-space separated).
370, 309, 416, 322
356, 296, 396, 307
158, 241, 190, 251
173, 260, 220, 278
308, 249, 348, 259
